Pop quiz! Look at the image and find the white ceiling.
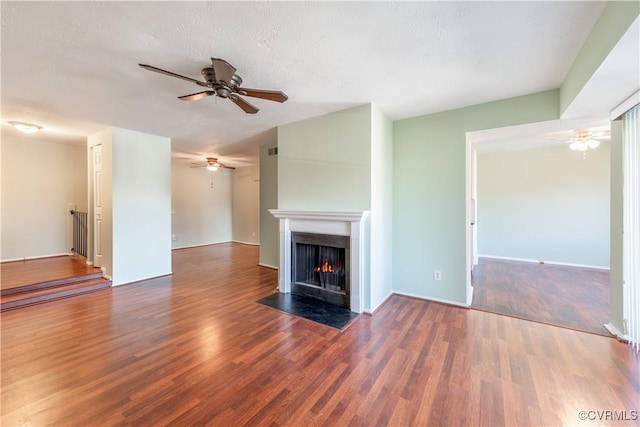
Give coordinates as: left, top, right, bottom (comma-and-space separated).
1, 1, 635, 166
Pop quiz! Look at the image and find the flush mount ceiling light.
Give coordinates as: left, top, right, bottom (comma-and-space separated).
8, 121, 43, 134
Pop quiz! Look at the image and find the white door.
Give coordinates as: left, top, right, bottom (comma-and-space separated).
471, 150, 479, 268
93, 145, 103, 268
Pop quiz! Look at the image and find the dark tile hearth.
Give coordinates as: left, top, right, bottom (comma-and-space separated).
257, 293, 359, 330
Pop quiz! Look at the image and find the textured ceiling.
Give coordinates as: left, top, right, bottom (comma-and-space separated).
0, 1, 620, 165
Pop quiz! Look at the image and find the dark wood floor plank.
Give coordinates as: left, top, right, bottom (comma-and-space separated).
472, 257, 610, 335
2, 243, 638, 426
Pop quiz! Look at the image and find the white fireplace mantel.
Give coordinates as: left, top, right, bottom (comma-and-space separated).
268, 210, 370, 313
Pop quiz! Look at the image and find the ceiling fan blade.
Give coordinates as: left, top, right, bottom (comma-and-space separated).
219, 164, 236, 170
211, 58, 237, 85
178, 91, 216, 101
229, 94, 259, 114
238, 88, 288, 103
139, 64, 208, 87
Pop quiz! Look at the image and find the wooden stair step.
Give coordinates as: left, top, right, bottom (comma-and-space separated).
1, 271, 104, 296
1, 278, 112, 311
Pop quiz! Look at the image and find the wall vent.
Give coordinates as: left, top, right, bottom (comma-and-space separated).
268, 147, 278, 156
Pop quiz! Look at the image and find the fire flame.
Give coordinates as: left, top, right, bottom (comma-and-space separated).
314, 258, 334, 273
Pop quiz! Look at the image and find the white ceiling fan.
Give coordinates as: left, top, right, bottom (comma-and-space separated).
190, 157, 235, 171
566, 130, 610, 152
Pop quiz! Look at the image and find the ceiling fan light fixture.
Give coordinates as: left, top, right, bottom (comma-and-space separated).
206, 164, 219, 171
587, 138, 600, 149
9, 121, 42, 134
568, 131, 605, 156
569, 141, 582, 151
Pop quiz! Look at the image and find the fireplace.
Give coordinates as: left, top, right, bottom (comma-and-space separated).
291, 232, 350, 308
269, 210, 370, 313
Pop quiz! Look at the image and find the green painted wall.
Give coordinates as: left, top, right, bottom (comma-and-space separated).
393, 90, 559, 305
277, 103, 397, 312
278, 104, 372, 211
260, 142, 279, 269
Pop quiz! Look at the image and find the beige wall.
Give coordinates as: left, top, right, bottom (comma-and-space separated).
477, 143, 610, 268
1, 135, 87, 260
171, 159, 232, 249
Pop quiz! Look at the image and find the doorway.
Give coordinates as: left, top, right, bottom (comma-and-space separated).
90, 144, 104, 269
466, 121, 611, 335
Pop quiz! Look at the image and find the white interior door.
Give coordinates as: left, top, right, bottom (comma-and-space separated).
93, 145, 103, 268
471, 150, 479, 267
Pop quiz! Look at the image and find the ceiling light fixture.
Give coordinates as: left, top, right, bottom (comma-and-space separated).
568, 132, 602, 158
206, 164, 219, 172
8, 121, 43, 134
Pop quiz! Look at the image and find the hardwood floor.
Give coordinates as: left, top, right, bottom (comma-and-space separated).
471, 257, 610, 336
1, 256, 102, 291
1, 256, 111, 311
2, 243, 638, 426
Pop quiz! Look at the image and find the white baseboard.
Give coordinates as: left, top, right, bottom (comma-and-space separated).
478, 254, 610, 270
172, 241, 261, 250
392, 291, 468, 308
232, 240, 260, 246
258, 263, 278, 270
466, 284, 474, 306
1, 253, 70, 263
112, 272, 172, 287
172, 241, 232, 250
603, 322, 627, 340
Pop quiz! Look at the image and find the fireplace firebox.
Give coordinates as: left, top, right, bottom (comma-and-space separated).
291, 232, 350, 308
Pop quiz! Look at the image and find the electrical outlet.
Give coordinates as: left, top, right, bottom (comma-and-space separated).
434, 270, 442, 281
252, 231, 256, 237
171, 234, 177, 241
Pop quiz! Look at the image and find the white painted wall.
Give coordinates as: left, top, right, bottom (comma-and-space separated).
477, 143, 610, 268
1, 135, 87, 261
232, 166, 260, 245
111, 128, 172, 285
171, 159, 232, 249
369, 105, 393, 310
